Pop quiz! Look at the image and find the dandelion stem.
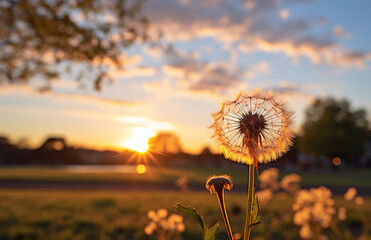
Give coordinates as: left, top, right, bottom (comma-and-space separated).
243, 163, 255, 240
330, 221, 342, 239
216, 189, 234, 240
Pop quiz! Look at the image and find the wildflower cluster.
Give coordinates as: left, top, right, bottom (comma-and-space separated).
255, 168, 301, 206
175, 175, 189, 191
145, 209, 185, 239
258, 168, 279, 191
344, 187, 357, 201
344, 187, 364, 205
337, 207, 347, 221
280, 173, 301, 194
292, 186, 336, 239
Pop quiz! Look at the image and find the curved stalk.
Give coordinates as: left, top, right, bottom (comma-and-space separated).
216, 189, 234, 240
243, 163, 255, 240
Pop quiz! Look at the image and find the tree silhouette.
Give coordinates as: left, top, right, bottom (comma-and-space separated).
40, 137, 67, 150
0, 0, 161, 90
148, 132, 182, 154
32, 136, 82, 164
299, 98, 369, 162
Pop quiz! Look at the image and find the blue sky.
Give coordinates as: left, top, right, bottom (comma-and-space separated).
1, 0, 371, 153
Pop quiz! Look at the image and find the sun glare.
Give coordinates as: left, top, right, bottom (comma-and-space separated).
121, 127, 155, 153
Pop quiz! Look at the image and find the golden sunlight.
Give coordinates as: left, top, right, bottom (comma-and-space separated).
121, 127, 156, 153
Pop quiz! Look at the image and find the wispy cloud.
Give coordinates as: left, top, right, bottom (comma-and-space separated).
119, 116, 172, 130
144, 0, 371, 67
153, 53, 273, 96
110, 67, 157, 79
64, 109, 173, 130
280, 9, 290, 19
0, 84, 138, 107
164, 54, 244, 94
332, 25, 351, 39
263, 79, 344, 103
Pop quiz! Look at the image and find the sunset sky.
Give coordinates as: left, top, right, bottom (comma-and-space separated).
1, 0, 371, 153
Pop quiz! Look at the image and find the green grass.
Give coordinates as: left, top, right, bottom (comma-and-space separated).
1, 166, 371, 187
298, 168, 371, 187
0, 189, 370, 240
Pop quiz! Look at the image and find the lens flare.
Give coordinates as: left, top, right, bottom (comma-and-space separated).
332, 157, 341, 166
136, 164, 146, 174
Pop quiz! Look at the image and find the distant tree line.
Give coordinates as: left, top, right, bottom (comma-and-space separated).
1, 97, 370, 167
0, 136, 82, 165
298, 97, 371, 166
0, 134, 229, 167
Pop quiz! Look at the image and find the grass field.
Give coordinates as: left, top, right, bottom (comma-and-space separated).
0, 189, 370, 240
0, 166, 370, 239
1, 166, 371, 187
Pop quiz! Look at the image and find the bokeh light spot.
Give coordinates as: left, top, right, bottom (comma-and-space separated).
332, 157, 341, 166
136, 164, 147, 174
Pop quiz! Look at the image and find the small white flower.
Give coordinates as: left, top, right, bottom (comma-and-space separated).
355, 196, 364, 205
157, 208, 168, 219
299, 224, 313, 239
258, 168, 279, 191
281, 173, 301, 194
144, 222, 156, 235
147, 210, 156, 219
337, 207, 347, 221
255, 189, 273, 206
344, 187, 357, 201
177, 223, 185, 232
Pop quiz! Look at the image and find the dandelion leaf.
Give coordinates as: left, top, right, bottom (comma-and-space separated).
175, 203, 205, 230
250, 196, 262, 228
205, 222, 220, 240
175, 203, 219, 240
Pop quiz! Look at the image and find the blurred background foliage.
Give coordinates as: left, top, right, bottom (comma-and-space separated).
298, 98, 370, 163
0, 0, 164, 91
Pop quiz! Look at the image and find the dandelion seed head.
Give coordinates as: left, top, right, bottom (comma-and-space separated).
205, 175, 233, 194
211, 89, 294, 165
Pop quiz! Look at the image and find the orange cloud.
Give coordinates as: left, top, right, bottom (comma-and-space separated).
332, 25, 351, 39
280, 9, 290, 19
162, 54, 245, 95
110, 67, 156, 78
0, 84, 138, 107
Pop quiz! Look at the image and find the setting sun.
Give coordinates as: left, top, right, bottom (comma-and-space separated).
121, 127, 156, 153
